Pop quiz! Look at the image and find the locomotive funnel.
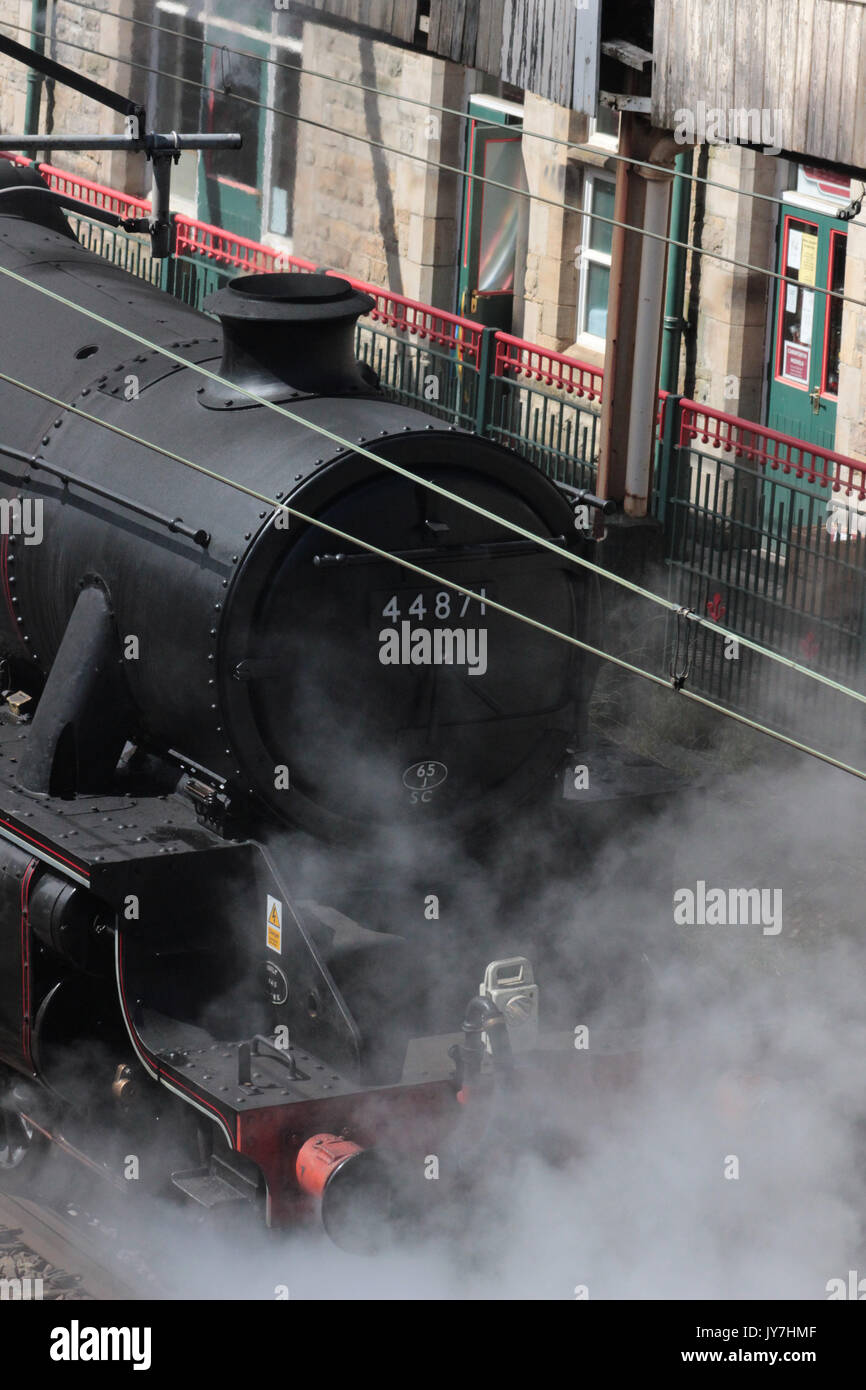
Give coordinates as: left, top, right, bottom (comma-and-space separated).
202, 272, 376, 406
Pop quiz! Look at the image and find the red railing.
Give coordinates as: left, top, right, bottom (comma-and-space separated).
9, 153, 866, 501
657, 389, 669, 441
492, 331, 603, 401
1, 155, 316, 272
175, 214, 316, 274
325, 269, 485, 367
2, 155, 152, 219
679, 400, 866, 500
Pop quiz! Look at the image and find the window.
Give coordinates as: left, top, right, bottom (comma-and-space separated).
822, 230, 846, 398
775, 216, 819, 388
576, 171, 615, 344
267, 48, 300, 237
201, 48, 263, 192
588, 103, 620, 150
151, 6, 202, 206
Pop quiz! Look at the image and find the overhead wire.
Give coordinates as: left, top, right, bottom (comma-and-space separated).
1, 255, 865, 717
0, 359, 864, 785
1, 19, 864, 771
0, 15, 862, 314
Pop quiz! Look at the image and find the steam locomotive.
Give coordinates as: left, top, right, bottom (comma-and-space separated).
0, 160, 605, 1248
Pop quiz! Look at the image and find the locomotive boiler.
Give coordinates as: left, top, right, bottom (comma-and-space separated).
0, 159, 598, 1245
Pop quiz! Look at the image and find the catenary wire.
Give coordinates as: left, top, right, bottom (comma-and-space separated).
0, 16, 861, 314
1, 254, 865, 716
67, 0, 846, 222
0, 359, 864, 784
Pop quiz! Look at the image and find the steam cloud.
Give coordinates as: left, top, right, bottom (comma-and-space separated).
67, 743, 866, 1300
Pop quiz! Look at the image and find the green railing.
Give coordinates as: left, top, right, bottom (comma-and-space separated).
66, 212, 163, 287
660, 398, 866, 725
484, 332, 602, 491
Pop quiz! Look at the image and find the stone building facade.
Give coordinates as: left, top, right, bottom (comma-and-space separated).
290, 20, 477, 308
1, 1, 865, 470
0, 0, 149, 195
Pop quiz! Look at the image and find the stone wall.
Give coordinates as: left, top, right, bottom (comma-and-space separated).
293, 20, 475, 308
686, 144, 776, 422
519, 93, 589, 351
0, 0, 148, 195
834, 212, 866, 463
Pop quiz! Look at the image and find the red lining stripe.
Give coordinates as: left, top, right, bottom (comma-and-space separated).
0, 816, 89, 877
0, 532, 14, 630
116, 935, 234, 1143
19, 858, 37, 1065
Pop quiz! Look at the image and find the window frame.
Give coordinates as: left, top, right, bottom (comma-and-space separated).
586, 105, 620, 152
575, 169, 615, 348
774, 213, 819, 393
820, 228, 847, 401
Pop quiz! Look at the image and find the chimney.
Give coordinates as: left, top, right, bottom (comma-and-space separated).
201, 272, 377, 407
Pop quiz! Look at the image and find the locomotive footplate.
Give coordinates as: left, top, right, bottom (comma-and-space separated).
0, 718, 462, 1225
0, 719, 229, 885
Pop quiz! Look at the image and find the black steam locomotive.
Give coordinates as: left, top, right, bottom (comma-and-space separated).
0, 160, 604, 1245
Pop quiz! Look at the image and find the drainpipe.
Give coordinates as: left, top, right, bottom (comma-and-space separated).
24, 0, 48, 141
624, 170, 672, 515
658, 152, 691, 395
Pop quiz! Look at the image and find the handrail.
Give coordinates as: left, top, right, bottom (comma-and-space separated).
323, 268, 485, 366
6, 153, 866, 496
679, 400, 866, 498
492, 330, 603, 401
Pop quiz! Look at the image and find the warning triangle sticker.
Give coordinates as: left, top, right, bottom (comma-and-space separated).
268, 902, 281, 928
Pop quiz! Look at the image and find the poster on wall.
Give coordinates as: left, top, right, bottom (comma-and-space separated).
799, 234, 819, 285
782, 342, 810, 383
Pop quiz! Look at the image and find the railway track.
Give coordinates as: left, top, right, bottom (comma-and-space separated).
0, 1186, 156, 1301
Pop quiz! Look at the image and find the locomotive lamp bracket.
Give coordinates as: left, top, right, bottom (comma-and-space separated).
182, 775, 234, 835
5, 689, 32, 719
0, 30, 241, 259
480, 958, 539, 1054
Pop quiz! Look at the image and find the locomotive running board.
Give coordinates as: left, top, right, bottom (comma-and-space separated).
171, 1152, 262, 1211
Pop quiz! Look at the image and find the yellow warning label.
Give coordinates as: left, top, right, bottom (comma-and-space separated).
799, 233, 818, 286
267, 895, 282, 954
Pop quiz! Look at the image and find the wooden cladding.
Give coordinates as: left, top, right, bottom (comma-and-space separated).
430, 1, 577, 105
653, 0, 866, 169
297, 2, 421, 47
428, 0, 500, 67
429, 0, 593, 108
300, 0, 601, 113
